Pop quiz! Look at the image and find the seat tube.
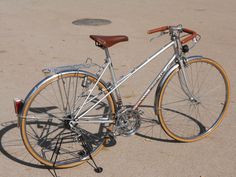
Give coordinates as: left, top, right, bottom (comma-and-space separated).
104, 48, 123, 106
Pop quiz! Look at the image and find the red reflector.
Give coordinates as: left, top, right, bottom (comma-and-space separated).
14, 98, 24, 115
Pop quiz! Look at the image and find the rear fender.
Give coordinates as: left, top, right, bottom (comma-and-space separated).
20, 70, 117, 124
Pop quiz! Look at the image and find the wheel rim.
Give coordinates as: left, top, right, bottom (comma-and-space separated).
21, 72, 115, 168
158, 58, 230, 142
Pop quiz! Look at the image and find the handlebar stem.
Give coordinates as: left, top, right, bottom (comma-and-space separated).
170, 29, 183, 58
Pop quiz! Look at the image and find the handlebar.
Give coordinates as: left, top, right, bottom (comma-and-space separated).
147, 25, 198, 44
147, 26, 169, 34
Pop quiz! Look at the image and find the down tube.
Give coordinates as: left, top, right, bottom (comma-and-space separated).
75, 41, 175, 120
133, 53, 177, 109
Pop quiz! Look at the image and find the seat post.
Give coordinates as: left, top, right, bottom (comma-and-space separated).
104, 48, 111, 62
104, 48, 123, 106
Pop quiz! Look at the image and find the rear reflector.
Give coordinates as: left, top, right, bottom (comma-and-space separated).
14, 98, 24, 115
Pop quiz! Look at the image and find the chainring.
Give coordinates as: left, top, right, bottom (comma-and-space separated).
115, 108, 141, 136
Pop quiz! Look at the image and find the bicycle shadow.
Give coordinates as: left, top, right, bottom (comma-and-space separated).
0, 106, 178, 169
0, 96, 115, 176
136, 105, 206, 143
0, 121, 45, 168
0, 120, 64, 177
0, 108, 174, 175
0, 105, 205, 176
135, 105, 179, 143
0, 115, 174, 177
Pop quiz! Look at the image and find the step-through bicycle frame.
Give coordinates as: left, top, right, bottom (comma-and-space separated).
73, 38, 183, 123
13, 25, 231, 169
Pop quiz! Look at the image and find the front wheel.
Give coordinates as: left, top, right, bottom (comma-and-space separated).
156, 57, 230, 142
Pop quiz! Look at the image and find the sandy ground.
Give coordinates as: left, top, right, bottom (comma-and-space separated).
0, 0, 236, 177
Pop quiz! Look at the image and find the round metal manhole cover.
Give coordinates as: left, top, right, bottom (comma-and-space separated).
72, 18, 112, 26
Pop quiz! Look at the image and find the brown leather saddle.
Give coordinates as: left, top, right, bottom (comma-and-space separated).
90, 35, 128, 48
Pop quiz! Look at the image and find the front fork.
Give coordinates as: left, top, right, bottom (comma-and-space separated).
178, 57, 199, 103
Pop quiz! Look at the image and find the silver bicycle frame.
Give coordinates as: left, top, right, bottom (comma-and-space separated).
73, 40, 178, 122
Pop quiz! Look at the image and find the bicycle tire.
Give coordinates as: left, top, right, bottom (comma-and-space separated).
156, 57, 230, 142
20, 70, 116, 168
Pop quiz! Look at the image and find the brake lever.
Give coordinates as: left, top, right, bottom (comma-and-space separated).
149, 31, 169, 42
194, 34, 201, 43
188, 34, 201, 50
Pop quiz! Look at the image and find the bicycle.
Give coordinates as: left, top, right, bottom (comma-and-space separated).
14, 24, 230, 171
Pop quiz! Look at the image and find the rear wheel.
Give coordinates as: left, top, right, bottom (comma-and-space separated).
156, 58, 230, 142
20, 71, 116, 168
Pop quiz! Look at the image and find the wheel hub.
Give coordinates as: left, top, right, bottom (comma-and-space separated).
189, 97, 200, 105
64, 115, 73, 129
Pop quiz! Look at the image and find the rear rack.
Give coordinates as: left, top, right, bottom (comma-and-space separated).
42, 58, 102, 76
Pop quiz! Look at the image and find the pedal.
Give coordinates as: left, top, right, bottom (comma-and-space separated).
104, 132, 117, 147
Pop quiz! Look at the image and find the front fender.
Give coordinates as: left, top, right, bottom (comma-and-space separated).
154, 55, 204, 115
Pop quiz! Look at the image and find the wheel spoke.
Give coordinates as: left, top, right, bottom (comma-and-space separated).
158, 58, 229, 142
21, 72, 115, 167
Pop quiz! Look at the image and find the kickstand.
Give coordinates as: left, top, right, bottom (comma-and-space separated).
46, 135, 64, 177
80, 135, 103, 173
46, 166, 59, 177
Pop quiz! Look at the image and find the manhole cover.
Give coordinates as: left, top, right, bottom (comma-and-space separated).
72, 18, 112, 26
